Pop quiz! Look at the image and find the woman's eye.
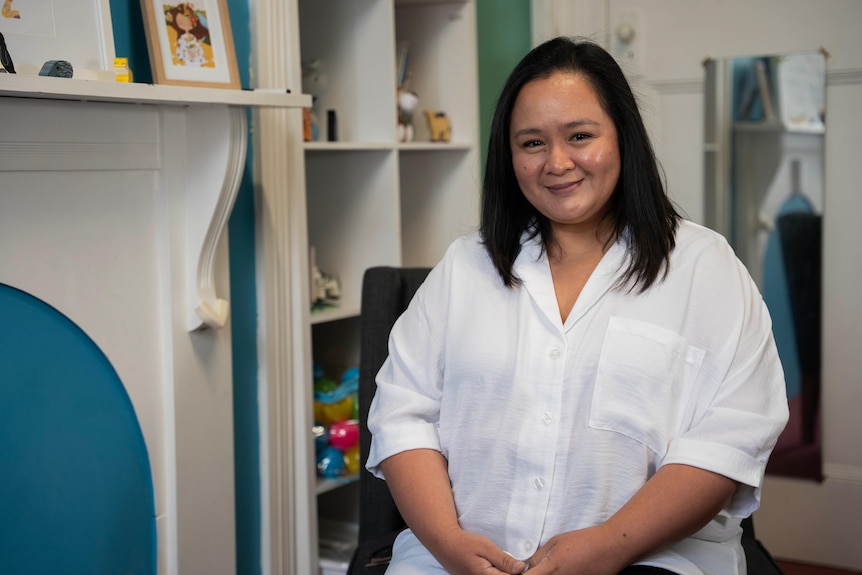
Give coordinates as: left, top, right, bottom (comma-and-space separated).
523, 139, 543, 148
571, 133, 590, 141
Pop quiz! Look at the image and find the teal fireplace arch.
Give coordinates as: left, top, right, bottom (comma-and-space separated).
0, 283, 156, 575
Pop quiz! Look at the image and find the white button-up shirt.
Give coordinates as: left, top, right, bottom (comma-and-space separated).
367, 221, 789, 575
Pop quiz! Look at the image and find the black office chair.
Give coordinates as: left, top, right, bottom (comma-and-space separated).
348, 267, 426, 575
348, 266, 784, 575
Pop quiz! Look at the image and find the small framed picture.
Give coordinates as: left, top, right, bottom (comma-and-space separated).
0, 0, 115, 77
140, 0, 240, 89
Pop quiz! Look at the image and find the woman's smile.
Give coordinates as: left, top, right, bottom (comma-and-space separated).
546, 179, 582, 194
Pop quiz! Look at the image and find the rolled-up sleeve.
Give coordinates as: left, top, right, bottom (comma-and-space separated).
662, 239, 789, 517
366, 263, 450, 480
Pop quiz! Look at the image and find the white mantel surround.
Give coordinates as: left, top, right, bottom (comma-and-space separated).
0, 75, 309, 574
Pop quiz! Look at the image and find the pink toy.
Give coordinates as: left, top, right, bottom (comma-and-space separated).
328, 419, 359, 452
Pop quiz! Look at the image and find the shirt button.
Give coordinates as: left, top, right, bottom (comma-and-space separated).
533, 476, 545, 490
549, 348, 561, 360
523, 540, 534, 553
541, 411, 553, 425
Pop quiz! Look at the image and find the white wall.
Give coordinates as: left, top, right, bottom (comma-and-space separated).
532, 0, 862, 569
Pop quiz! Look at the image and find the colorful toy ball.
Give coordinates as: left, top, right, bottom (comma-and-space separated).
343, 445, 361, 474
316, 445, 345, 478
328, 419, 359, 451
314, 396, 354, 426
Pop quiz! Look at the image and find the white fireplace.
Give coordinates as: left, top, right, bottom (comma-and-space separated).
0, 75, 308, 574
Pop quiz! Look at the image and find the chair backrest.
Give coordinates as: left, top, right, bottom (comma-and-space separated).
356, 266, 431, 545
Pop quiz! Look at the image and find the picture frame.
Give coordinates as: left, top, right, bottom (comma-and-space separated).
140, 0, 240, 89
0, 0, 115, 78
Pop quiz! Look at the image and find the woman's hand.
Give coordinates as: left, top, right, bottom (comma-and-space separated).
524, 525, 625, 575
434, 528, 527, 575
525, 464, 738, 574
381, 449, 526, 575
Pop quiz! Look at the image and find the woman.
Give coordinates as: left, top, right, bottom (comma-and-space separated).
366, 37, 788, 575
165, 3, 211, 67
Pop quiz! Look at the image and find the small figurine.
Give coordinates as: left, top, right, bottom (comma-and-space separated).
397, 88, 419, 143
311, 265, 341, 306
0, 31, 16, 74
302, 60, 328, 141
39, 60, 73, 78
113, 57, 133, 83
424, 110, 452, 142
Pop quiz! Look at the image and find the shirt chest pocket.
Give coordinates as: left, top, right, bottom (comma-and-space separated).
589, 316, 705, 456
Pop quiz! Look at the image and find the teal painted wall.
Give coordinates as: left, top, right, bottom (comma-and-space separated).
222, 0, 262, 571
110, 1, 261, 573
476, 0, 532, 172
108, 0, 149, 83
106, 3, 532, 574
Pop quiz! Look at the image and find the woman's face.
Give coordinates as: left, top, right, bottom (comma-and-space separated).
176, 12, 193, 33
509, 71, 620, 233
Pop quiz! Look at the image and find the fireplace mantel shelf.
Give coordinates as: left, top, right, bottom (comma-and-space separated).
0, 74, 310, 109
1, 76, 310, 331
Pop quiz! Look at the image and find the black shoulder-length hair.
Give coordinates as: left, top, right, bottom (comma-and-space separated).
481, 36, 680, 292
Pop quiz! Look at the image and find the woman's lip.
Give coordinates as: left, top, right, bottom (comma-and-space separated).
546, 180, 581, 193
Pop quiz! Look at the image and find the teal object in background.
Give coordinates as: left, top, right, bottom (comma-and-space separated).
763, 194, 816, 401
477, 0, 532, 172
222, 1, 262, 572
0, 284, 156, 575
109, 0, 152, 84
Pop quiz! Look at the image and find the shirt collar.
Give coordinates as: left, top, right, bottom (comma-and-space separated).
513, 230, 629, 331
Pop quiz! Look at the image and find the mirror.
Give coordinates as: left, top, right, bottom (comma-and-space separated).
704, 50, 826, 481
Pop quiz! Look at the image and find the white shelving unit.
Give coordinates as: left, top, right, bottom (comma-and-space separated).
293, 0, 481, 571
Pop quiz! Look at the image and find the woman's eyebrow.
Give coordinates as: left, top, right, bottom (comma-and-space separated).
512, 118, 599, 139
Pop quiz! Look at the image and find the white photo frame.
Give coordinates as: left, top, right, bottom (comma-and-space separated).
0, 0, 115, 78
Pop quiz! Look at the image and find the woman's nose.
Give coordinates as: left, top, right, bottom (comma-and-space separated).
546, 144, 575, 174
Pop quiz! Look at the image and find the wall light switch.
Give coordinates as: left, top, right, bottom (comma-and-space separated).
612, 9, 644, 76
